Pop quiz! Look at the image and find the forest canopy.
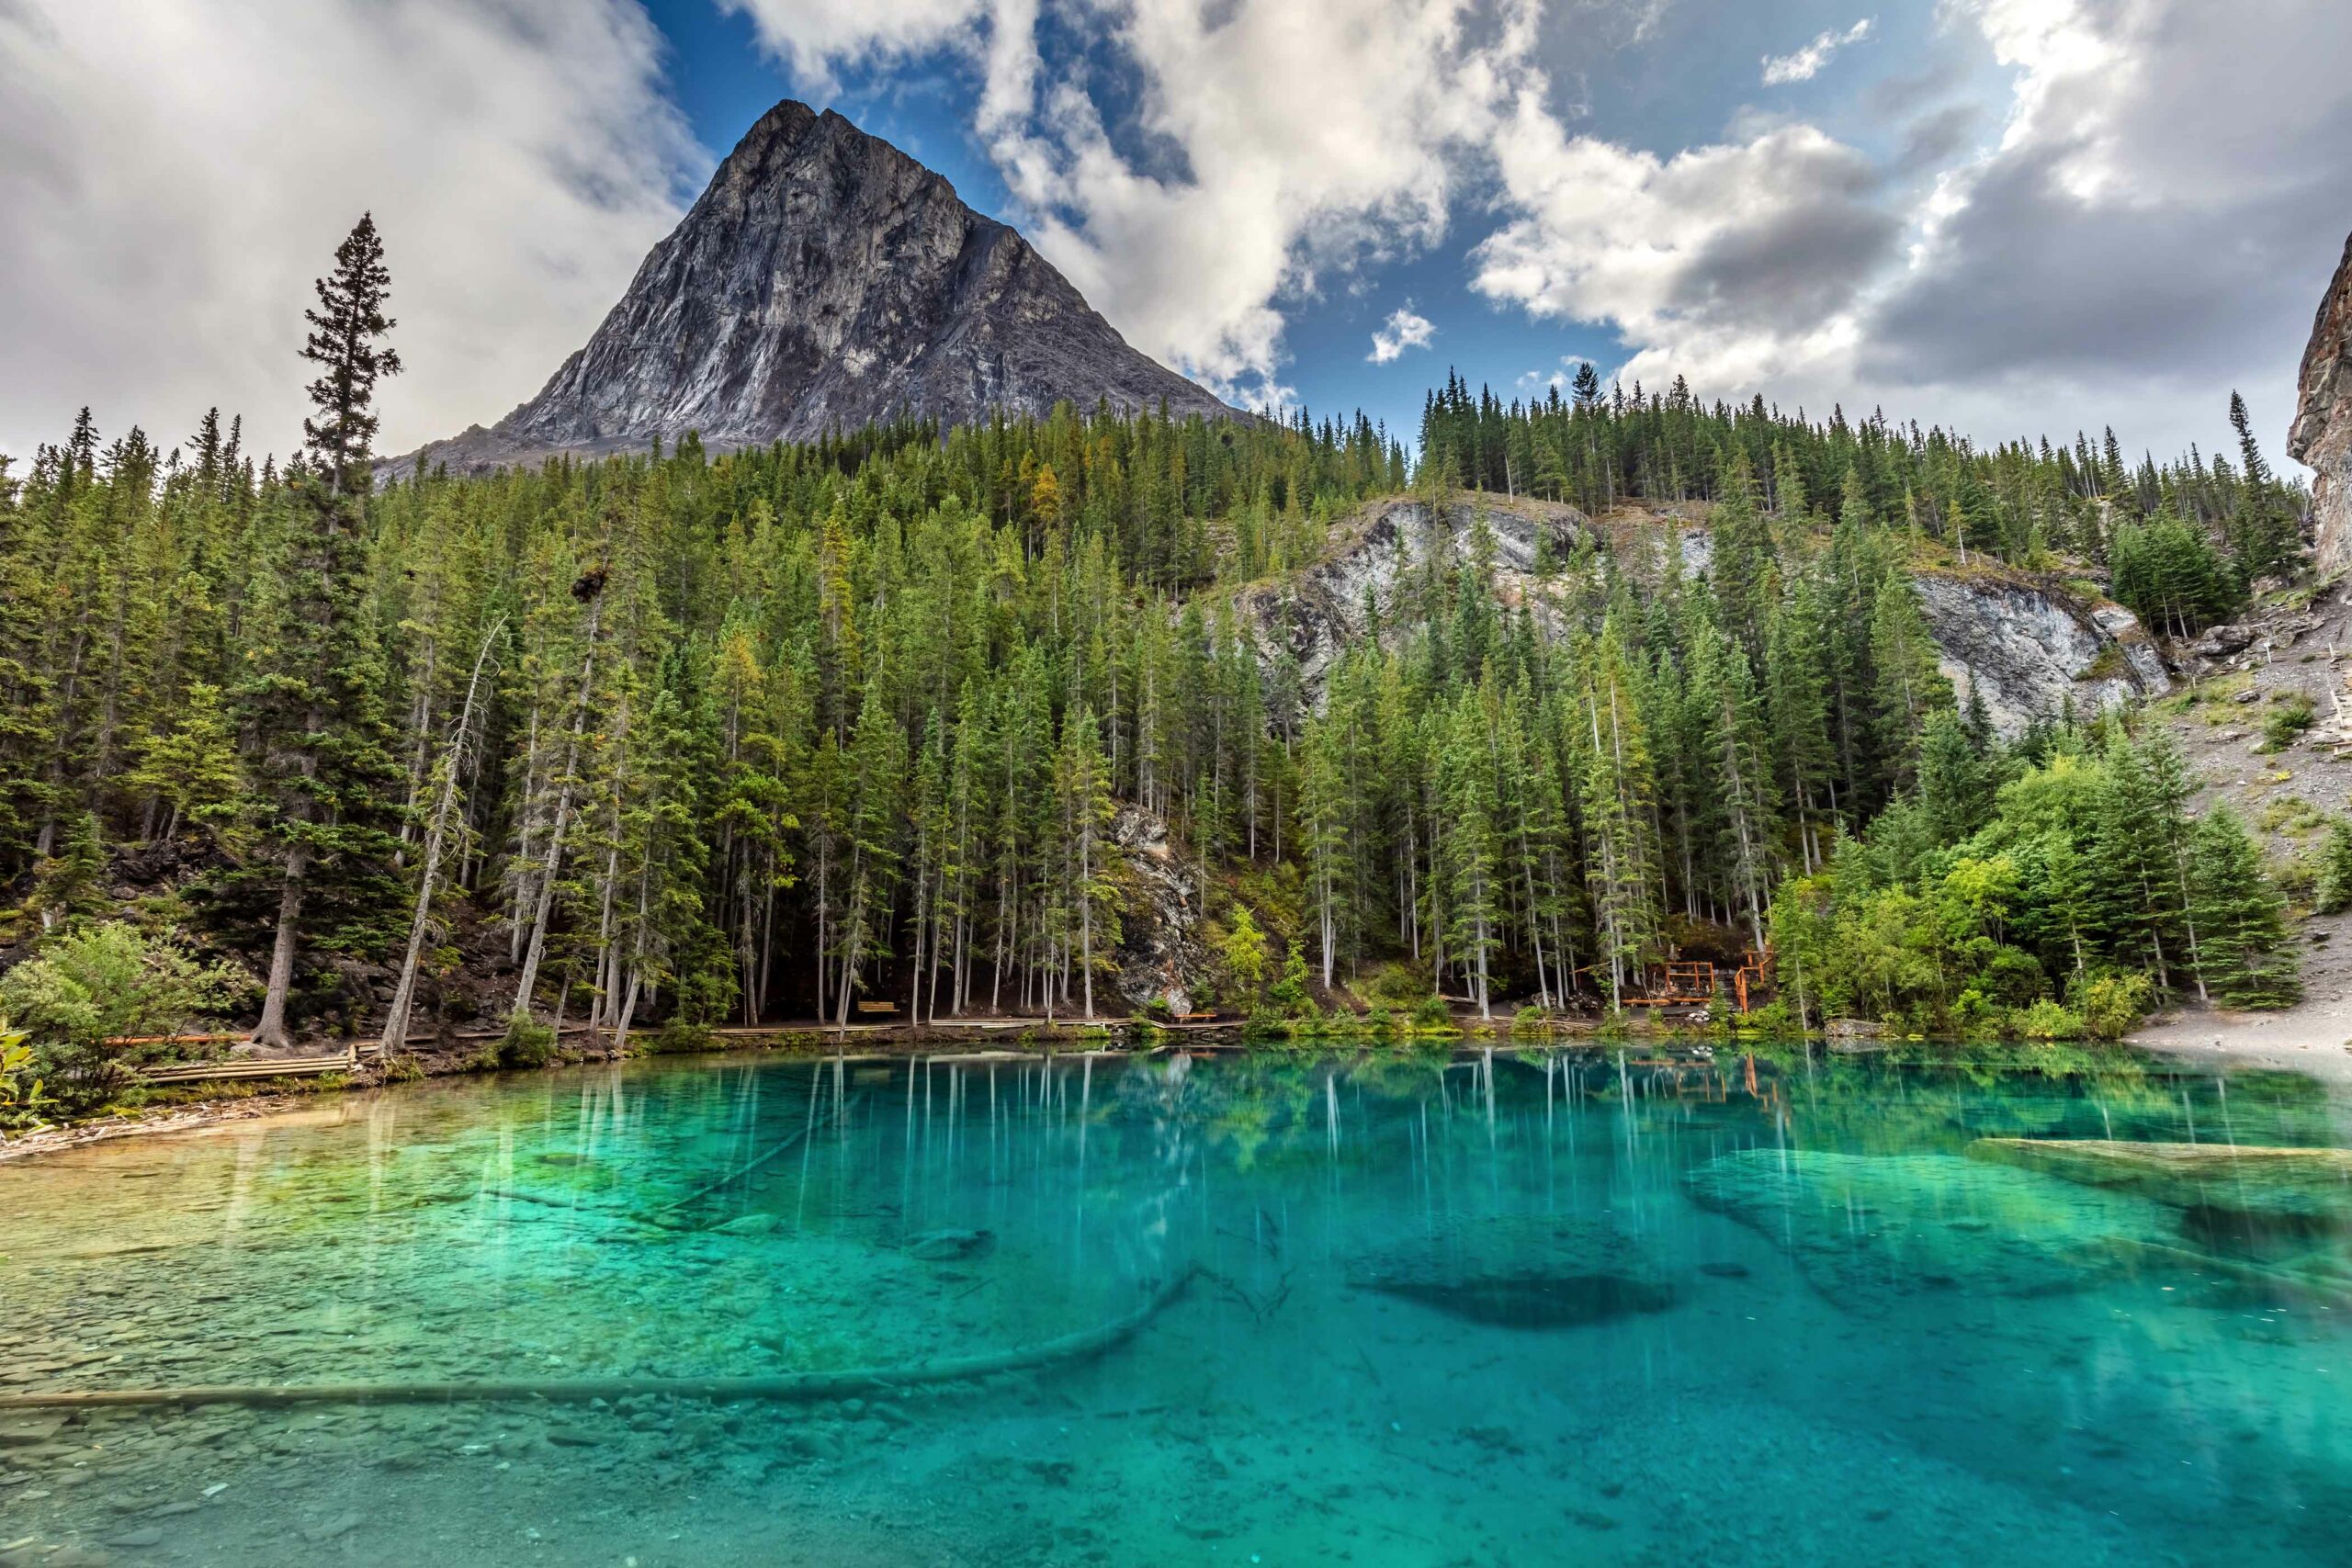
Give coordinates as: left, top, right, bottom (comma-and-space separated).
0, 221, 2315, 1083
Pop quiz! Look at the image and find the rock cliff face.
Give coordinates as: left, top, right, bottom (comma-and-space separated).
1111, 806, 1208, 1014
390, 101, 1232, 477
1912, 570, 2168, 739
1233, 495, 1591, 694
1235, 495, 2165, 739
2290, 231, 2352, 576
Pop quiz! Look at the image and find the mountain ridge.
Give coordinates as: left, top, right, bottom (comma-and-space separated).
385, 100, 1234, 479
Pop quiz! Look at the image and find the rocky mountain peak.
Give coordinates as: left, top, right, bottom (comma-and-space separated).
388, 99, 1233, 478
2290, 229, 2352, 574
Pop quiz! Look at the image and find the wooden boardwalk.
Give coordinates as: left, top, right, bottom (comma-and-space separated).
108, 1013, 1249, 1088
134, 1043, 381, 1084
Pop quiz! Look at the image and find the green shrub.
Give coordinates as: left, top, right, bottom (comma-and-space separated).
650, 1018, 714, 1055
2069, 971, 2153, 1042
1, 1024, 51, 1127
1410, 995, 1453, 1031
1363, 1004, 1397, 1038
1268, 940, 1313, 1017
1510, 1004, 1550, 1037
497, 1015, 558, 1068
1241, 1009, 1292, 1043
2013, 998, 2086, 1041
0, 923, 243, 1112
1362, 962, 1429, 1007
2259, 696, 2317, 752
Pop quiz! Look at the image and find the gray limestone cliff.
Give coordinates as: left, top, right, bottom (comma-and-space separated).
2290, 230, 2352, 576
1238, 496, 2166, 739
1233, 495, 1590, 695
1911, 570, 2168, 739
390, 101, 1232, 478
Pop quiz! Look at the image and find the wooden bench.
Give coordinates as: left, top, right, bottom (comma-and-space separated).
854, 1000, 900, 1017
1173, 1011, 1217, 1023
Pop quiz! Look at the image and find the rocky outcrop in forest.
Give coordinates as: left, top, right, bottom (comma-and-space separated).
1241, 494, 2165, 735
1912, 570, 2168, 739
390, 100, 1232, 478
1111, 807, 1209, 1015
1234, 495, 1590, 695
2290, 230, 2352, 576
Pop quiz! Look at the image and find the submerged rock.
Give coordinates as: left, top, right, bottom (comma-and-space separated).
1347, 1217, 1675, 1330
1968, 1139, 2352, 1262
1685, 1148, 2176, 1312
712, 1212, 782, 1236
1364, 1272, 1675, 1330
903, 1228, 992, 1262
1967, 1138, 2352, 1212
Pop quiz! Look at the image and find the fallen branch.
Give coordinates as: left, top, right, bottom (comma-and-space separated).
0, 1267, 1197, 1413
648, 1084, 865, 1223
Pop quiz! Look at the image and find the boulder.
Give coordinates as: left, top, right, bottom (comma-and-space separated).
903, 1227, 991, 1262
1346, 1216, 1675, 1330
2189, 622, 2259, 660
1684, 1148, 2177, 1312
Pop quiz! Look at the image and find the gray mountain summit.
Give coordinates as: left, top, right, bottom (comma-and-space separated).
390, 100, 1233, 477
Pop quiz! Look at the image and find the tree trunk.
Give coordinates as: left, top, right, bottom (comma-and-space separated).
252, 844, 310, 1048
512, 598, 602, 1018
381, 622, 500, 1055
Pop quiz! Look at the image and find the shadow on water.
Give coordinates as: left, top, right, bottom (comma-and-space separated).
2, 1042, 2349, 1565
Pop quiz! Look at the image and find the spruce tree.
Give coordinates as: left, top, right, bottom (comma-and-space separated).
124, 682, 247, 844
2188, 805, 2300, 1008
1917, 710, 1992, 843
2315, 818, 2352, 917
242, 217, 404, 1047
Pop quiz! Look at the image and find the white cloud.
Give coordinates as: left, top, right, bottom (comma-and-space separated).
1515, 355, 1593, 396
11, 0, 2332, 479
1859, 0, 2352, 458
1472, 105, 1894, 394
0, 0, 697, 464
717, 0, 986, 91
1368, 306, 1437, 364
1759, 17, 1873, 87
729, 0, 1546, 409
1467, 0, 2351, 466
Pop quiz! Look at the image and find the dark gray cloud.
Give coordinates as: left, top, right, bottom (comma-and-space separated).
1669, 159, 1897, 330
1858, 0, 2352, 448
1864, 147, 2344, 384
1895, 102, 1979, 174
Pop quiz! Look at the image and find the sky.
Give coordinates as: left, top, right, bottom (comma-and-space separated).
3, 0, 2349, 477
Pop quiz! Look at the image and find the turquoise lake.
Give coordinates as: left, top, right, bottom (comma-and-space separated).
4, 1045, 2350, 1566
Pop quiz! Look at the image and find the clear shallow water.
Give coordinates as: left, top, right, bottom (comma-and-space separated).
3, 1045, 2350, 1567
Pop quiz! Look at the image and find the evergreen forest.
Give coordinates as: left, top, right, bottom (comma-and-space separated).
0, 220, 2323, 1112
